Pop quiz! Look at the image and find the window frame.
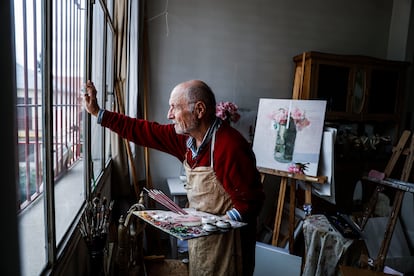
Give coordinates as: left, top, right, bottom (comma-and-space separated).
15, 0, 116, 274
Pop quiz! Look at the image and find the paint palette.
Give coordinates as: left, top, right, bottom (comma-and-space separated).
134, 208, 247, 240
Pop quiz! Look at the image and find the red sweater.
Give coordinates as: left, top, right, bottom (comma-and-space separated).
101, 111, 265, 221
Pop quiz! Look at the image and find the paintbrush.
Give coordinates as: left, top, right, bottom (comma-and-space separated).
144, 188, 188, 215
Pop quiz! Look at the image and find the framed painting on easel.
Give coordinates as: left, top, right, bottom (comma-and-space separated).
252, 98, 327, 177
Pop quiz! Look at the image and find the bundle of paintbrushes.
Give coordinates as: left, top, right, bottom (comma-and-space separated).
144, 187, 188, 215
78, 195, 114, 246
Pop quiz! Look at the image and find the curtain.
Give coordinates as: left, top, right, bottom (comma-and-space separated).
111, 0, 141, 199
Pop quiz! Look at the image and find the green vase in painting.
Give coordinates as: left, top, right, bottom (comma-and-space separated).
274, 119, 297, 163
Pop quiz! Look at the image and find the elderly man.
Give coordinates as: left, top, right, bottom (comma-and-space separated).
84, 79, 265, 276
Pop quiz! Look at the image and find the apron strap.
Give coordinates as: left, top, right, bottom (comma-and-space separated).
210, 129, 216, 168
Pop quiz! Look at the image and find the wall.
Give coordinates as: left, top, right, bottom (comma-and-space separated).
144, 0, 398, 192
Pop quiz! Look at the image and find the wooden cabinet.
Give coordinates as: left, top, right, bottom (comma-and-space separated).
292, 51, 408, 124
291, 51, 409, 212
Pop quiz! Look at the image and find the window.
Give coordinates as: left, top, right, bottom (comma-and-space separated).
14, 1, 115, 275
90, 2, 105, 180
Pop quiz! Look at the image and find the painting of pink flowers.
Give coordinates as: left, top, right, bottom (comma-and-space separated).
252, 98, 327, 176
271, 106, 311, 131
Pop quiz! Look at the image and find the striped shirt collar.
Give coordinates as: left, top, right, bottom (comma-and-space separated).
186, 117, 222, 158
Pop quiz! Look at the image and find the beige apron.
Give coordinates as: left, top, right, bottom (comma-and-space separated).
184, 132, 242, 276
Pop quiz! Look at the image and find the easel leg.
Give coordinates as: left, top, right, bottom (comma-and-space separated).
288, 179, 296, 254
375, 190, 404, 271
272, 177, 287, 246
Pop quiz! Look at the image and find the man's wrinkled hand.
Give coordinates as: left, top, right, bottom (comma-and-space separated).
83, 80, 100, 116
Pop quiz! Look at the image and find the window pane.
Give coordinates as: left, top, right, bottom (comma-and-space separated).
107, 0, 114, 21
52, 0, 85, 244
16, 0, 86, 275
91, 2, 105, 186
105, 24, 114, 162
15, 0, 46, 274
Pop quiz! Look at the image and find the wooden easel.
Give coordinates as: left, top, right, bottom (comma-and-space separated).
359, 130, 414, 271
258, 167, 327, 253
260, 57, 328, 253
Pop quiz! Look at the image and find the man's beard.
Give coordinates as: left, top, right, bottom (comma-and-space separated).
174, 117, 199, 135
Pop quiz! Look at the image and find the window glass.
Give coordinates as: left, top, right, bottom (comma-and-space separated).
15, 0, 46, 274
14, 0, 116, 274
91, 2, 105, 186
107, 0, 114, 21
52, 0, 85, 244
105, 23, 115, 162
15, 0, 85, 275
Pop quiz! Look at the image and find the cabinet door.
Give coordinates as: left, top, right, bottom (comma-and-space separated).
367, 69, 400, 114
351, 67, 366, 114
316, 64, 350, 113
